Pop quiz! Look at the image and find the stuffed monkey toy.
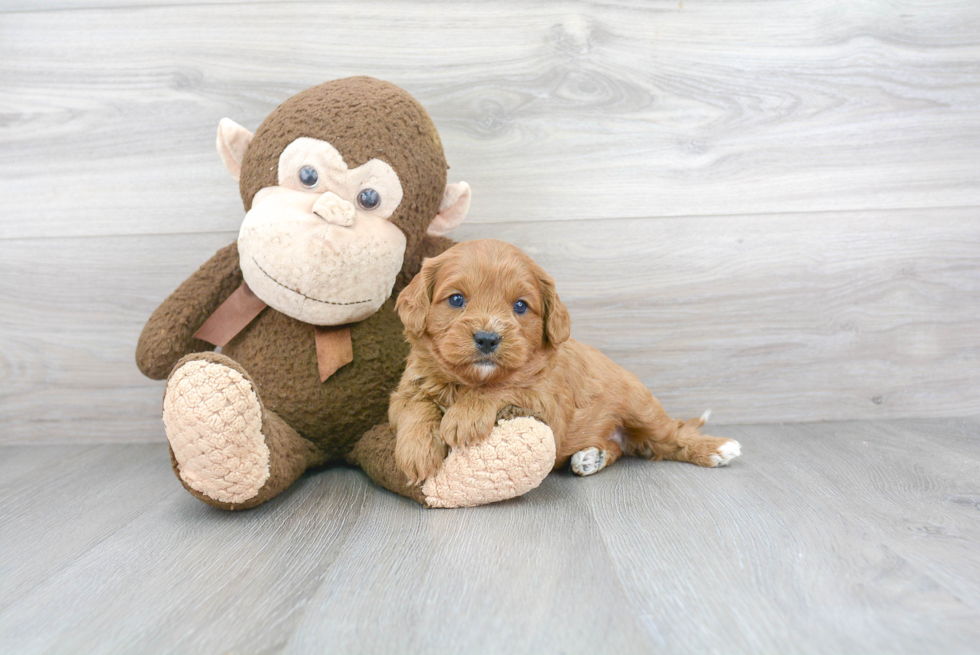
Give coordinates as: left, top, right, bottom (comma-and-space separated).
136, 77, 555, 509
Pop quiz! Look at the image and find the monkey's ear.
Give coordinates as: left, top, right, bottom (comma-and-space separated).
427, 182, 471, 237
538, 268, 571, 347
396, 257, 441, 337
216, 118, 254, 182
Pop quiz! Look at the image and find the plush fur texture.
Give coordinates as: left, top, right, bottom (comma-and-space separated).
420, 415, 555, 508
139, 240, 410, 455
137, 78, 554, 509
238, 185, 408, 325
390, 239, 742, 483
239, 76, 447, 259
137, 78, 451, 508
164, 351, 324, 510
164, 355, 270, 504
238, 134, 411, 325
350, 405, 555, 508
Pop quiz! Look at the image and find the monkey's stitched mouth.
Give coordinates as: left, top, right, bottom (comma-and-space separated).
252, 258, 373, 306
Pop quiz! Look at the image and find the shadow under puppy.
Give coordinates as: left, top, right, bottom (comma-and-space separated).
390, 239, 741, 484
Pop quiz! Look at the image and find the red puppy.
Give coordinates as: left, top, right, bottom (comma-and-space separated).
390, 239, 741, 484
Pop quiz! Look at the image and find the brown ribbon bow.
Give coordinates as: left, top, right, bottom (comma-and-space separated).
194, 282, 353, 382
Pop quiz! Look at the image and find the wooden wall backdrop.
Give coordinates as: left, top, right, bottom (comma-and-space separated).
1, 0, 978, 443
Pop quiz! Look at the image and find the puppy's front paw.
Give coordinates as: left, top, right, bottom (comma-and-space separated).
439, 410, 461, 449
440, 405, 497, 450
395, 424, 448, 485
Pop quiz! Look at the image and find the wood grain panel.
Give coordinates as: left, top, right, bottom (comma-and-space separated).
452, 207, 980, 423
0, 418, 977, 653
1, 206, 977, 443
1, 0, 250, 10
0, 232, 237, 444
1, 0, 978, 239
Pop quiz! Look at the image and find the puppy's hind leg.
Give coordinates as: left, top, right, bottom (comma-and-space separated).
570, 428, 625, 476
562, 417, 625, 477
622, 383, 741, 468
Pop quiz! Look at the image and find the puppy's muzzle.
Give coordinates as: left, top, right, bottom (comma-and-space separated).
473, 331, 501, 355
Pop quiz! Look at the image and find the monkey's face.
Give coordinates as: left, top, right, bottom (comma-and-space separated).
221, 77, 471, 326
238, 137, 407, 325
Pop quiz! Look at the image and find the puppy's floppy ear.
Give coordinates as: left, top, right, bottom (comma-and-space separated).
536, 267, 571, 347
396, 256, 441, 337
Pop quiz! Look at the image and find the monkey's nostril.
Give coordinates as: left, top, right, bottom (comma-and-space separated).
473, 331, 501, 354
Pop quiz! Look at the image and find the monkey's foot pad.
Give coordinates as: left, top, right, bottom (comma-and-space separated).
422, 417, 556, 508
163, 359, 270, 504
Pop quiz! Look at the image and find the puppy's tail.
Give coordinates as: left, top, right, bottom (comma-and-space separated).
698, 409, 712, 428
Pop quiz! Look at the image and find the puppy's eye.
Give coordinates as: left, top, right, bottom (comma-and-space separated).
448, 293, 465, 308
357, 188, 381, 210
513, 300, 528, 315
299, 165, 319, 188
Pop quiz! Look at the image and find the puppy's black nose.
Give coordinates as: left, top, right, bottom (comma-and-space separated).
473, 331, 501, 354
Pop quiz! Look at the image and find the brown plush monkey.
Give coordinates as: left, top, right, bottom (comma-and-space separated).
136, 77, 555, 509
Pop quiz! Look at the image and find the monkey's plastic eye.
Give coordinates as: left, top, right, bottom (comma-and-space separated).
513, 300, 528, 315
299, 166, 318, 188
448, 293, 465, 308
357, 188, 381, 210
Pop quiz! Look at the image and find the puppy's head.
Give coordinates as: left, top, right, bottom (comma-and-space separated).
396, 239, 570, 385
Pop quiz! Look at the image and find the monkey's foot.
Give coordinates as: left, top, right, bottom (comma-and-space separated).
421, 417, 556, 508
163, 356, 270, 504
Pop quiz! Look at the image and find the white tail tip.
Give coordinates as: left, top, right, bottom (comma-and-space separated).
700, 409, 712, 425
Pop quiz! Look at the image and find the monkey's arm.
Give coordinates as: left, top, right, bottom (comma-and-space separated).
136, 241, 243, 380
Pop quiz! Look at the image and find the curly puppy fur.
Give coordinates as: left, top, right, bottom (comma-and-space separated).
389, 239, 740, 484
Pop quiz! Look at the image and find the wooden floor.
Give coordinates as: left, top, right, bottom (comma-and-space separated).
1, 418, 978, 654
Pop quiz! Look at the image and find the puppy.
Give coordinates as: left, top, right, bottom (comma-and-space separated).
390, 239, 741, 484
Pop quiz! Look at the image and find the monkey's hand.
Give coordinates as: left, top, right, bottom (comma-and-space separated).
136, 241, 243, 380
440, 395, 500, 450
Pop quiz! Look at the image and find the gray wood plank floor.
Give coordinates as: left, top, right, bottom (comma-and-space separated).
1, 417, 978, 654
